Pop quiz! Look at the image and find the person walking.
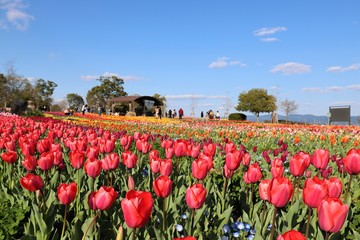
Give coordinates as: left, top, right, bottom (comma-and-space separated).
178, 108, 184, 119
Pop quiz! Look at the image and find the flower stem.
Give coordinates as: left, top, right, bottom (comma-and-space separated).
82, 211, 100, 240
222, 177, 229, 212
162, 198, 167, 232
269, 206, 278, 240
60, 205, 68, 240
131, 228, 137, 240
305, 207, 312, 239
344, 174, 353, 202
324, 231, 330, 240
190, 209, 195, 236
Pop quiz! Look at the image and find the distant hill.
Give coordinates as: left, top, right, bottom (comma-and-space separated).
244, 114, 360, 126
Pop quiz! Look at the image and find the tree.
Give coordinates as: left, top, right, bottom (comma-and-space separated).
279, 99, 298, 123
86, 76, 127, 109
33, 79, 58, 110
235, 88, 277, 122
66, 93, 84, 110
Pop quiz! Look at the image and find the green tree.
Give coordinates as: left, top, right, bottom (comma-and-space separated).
66, 93, 84, 110
235, 88, 277, 122
86, 76, 127, 109
33, 79, 58, 110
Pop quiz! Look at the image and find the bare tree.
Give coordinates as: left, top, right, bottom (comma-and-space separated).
190, 95, 197, 117
279, 99, 298, 122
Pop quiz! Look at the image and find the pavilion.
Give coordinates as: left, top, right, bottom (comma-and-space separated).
108, 95, 164, 116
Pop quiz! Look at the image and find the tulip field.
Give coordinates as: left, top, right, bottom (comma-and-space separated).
1, 112, 360, 240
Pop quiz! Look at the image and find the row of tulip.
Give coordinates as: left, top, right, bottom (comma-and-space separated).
0, 113, 359, 240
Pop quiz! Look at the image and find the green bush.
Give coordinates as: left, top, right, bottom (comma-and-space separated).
25, 109, 44, 117
228, 113, 247, 121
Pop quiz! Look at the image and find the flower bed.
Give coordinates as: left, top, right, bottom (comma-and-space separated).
0, 113, 359, 240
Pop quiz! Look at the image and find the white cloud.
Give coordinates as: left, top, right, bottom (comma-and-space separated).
302, 87, 322, 93
261, 37, 279, 42
347, 84, 360, 90
0, 0, 34, 30
81, 72, 143, 81
253, 27, 287, 36
271, 62, 311, 75
326, 63, 360, 73
208, 57, 246, 69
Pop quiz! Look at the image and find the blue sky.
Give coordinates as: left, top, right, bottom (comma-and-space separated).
1, 0, 360, 117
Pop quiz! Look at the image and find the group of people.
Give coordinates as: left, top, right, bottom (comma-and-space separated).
201, 110, 221, 120
163, 108, 184, 119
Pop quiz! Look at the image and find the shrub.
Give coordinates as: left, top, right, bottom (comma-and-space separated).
228, 113, 247, 121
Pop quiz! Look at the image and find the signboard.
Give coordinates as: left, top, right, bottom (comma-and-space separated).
329, 105, 351, 125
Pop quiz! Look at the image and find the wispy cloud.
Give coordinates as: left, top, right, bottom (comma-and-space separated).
0, 0, 34, 30
271, 62, 311, 75
253, 26, 287, 42
261, 37, 279, 42
208, 57, 246, 69
302, 84, 360, 93
326, 63, 360, 73
165, 94, 227, 100
253, 27, 287, 36
81, 72, 143, 81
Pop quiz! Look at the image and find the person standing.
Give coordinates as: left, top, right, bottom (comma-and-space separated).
168, 109, 172, 118
158, 106, 162, 119
201, 111, 204, 118
178, 108, 184, 119
216, 111, 220, 120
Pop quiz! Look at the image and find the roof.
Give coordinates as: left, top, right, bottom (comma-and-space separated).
108, 95, 164, 106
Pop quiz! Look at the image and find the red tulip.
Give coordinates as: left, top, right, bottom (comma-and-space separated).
160, 158, 173, 176
189, 145, 200, 158
21, 140, 36, 156
203, 142, 216, 157
20, 173, 43, 192
52, 150, 63, 165
225, 150, 243, 171
242, 152, 251, 166
94, 186, 118, 210
225, 141, 236, 153
120, 135, 133, 151
303, 176, 328, 208
174, 139, 188, 157
1, 151, 17, 164
342, 148, 360, 175
276, 230, 306, 240
37, 138, 52, 154
161, 139, 173, 149
57, 182, 77, 205
243, 162, 262, 184
88, 191, 97, 210
22, 155, 37, 171
192, 158, 209, 180
150, 157, 161, 174
121, 190, 154, 228
122, 151, 138, 169
153, 175, 173, 198
149, 149, 159, 161
318, 197, 348, 233
4, 140, 15, 151
165, 147, 175, 159
268, 177, 293, 208
185, 183, 207, 209
325, 177, 342, 198
270, 158, 284, 178
102, 152, 120, 170
37, 152, 54, 171
312, 149, 330, 170
223, 164, 234, 179
84, 158, 102, 178
289, 151, 311, 177
69, 150, 85, 169
259, 179, 271, 201
86, 146, 99, 159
